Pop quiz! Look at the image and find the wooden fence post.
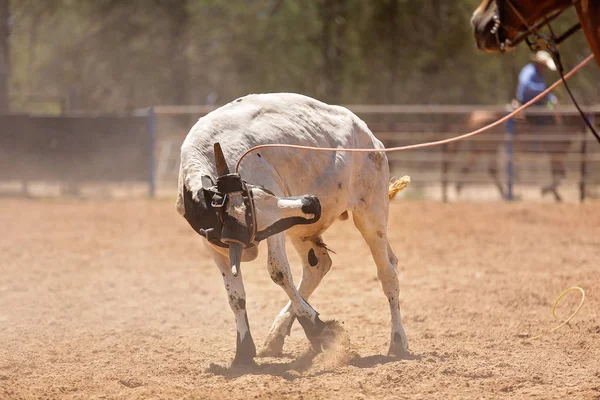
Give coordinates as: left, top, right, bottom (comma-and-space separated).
579, 113, 594, 203
441, 143, 448, 203
147, 107, 156, 198
505, 115, 515, 201
579, 131, 587, 203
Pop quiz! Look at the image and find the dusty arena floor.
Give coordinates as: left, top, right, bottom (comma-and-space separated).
1, 198, 599, 399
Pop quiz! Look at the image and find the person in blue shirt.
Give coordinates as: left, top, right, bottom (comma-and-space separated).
515, 51, 565, 200
516, 50, 559, 125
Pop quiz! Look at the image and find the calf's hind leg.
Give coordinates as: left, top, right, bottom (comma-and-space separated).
352, 206, 409, 357
260, 235, 332, 356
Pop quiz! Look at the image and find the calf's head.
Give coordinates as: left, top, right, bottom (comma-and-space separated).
183, 143, 321, 276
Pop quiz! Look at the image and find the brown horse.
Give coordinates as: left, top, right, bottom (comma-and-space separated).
451, 110, 577, 201
471, 0, 600, 67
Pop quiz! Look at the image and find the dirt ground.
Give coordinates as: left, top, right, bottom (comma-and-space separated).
1, 198, 599, 399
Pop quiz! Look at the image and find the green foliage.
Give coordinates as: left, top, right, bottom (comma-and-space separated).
6, 0, 600, 113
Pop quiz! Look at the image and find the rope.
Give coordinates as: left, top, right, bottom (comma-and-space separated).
235, 54, 595, 173
526, 286, 585, 341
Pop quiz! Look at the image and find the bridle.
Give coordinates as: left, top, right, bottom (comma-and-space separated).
196, 173, 258, 249
490, 0, 600, 145
491, 0, 582, 52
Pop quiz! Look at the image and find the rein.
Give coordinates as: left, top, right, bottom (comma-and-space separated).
492, 0, 600, 144
493, 0, 582, 51
235, 54, 595, 173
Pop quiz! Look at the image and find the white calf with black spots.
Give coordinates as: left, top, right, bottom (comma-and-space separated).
177, 93, 409, 366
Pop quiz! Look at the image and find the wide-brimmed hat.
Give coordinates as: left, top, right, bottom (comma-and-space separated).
531, 50, 557, 71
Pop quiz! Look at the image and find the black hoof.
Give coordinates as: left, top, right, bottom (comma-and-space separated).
297, 315, 326, 352
231, 356, 257, 368
233, 331, 256, 366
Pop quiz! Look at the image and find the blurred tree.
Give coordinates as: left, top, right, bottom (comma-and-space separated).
0, 0, 9, 112
318, 0, 349, 102
6, 0, 599, 112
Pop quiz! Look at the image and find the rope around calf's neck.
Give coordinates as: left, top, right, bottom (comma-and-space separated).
235, 54, 595, 173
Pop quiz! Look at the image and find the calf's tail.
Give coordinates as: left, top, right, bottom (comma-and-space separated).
388, 175, 411, 200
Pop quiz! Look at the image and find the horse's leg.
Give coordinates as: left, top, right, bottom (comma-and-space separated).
455, 151, 477, 195
488, 158, 506, 199
549, 155, 566, 202
540, 136, 566, 202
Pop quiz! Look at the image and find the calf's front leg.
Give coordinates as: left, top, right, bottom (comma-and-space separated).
211, 250, 256, 366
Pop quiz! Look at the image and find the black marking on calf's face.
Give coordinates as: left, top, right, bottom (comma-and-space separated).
182, 185, 220, 237
308, 248, 318, 266
300, 195, 321, 215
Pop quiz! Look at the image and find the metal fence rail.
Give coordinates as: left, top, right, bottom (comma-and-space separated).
151, 104, 600, 202
3, 105, 596, 201
0, 112, 154, 197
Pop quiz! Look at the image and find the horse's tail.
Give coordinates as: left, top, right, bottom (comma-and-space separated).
389, 176, 411, 200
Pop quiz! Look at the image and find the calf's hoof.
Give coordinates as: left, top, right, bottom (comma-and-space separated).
231, 355, 257, 368
258, 334, 285, 358
387, 331, 409, 358
232, 331, 257, 366
297, 315, 326, 352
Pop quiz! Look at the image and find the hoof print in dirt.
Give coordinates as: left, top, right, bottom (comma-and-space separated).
118, 379, 144, 389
